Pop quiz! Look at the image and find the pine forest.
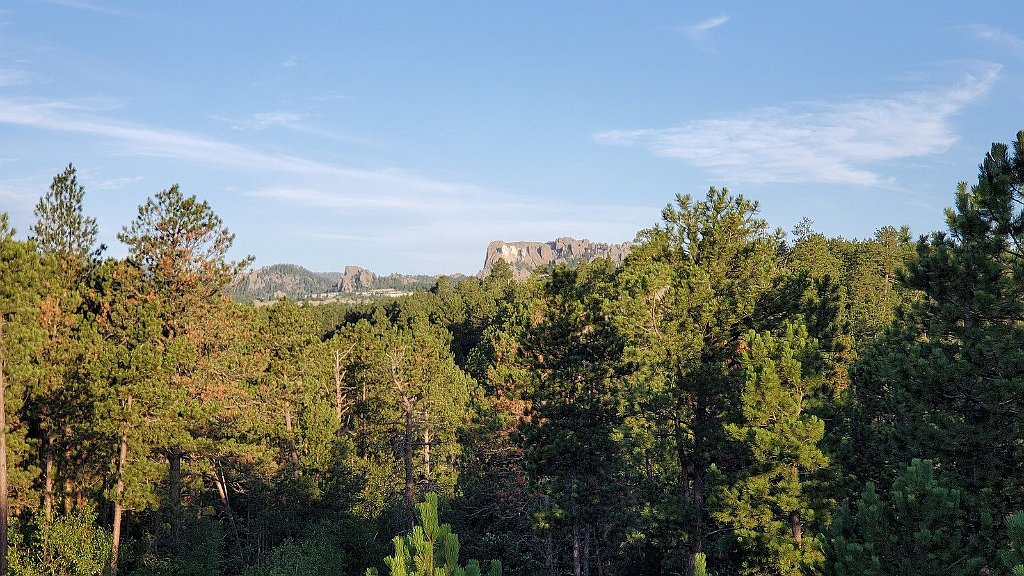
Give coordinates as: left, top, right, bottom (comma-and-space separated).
5, 132, 1024, 576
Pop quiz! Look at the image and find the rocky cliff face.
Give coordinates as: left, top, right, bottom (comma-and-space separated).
481, 236, 632, 279
336, 265, 377, 293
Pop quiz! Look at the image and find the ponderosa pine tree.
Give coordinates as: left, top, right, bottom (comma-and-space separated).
31, 164, 100, 282
30, 163, 101, 520
0, 213, 43, 575
613, 188, 784, 572
521, 260, 627, 576
452, 268, 540, 574
85, 257, 167, 575
850, 132, 1024, 556
714, 323, 828, 575
258, 300, 320, 479
342, 311, 473, 531
108, 184, 250, 569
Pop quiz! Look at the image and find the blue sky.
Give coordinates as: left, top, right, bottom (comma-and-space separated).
1, 1, 1022, 274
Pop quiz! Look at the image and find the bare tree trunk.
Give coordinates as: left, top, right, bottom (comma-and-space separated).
545, 521, 554, 576
212, 461, 239, 541
358, 381, 367, 461
63, 425, 74, 514
333, 347, 353, 435
571, 476, 582, 576
283, 402, 299, 477
422, 425, 431, 481
0, 354, 10, 576
675, 415, 692, 503
44, 432, 55, 520
693, 466, 705, 551
692, 398, 709, 556
334, 352, 344, 424
63, 478, 72, 514
403, 404, 415, 531
110, 396, 132, 576
572, 516, 582, 576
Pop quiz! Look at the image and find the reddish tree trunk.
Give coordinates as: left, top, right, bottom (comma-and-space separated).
110, 396, 132, 576
44, 432, 55, 520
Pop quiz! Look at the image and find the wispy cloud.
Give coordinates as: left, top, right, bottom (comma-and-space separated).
224, 111, 306, 131
0, 96, 652, 271
282, 57, 298, 69
595, 65, 1000, 187
0, 98, 397, 178
214, 110, 374, 145
968, 24, 1024, 54
92, 176, 143, 190
39, 0, 124, 16
685, 15, 730, 39
683, 14, 730, 51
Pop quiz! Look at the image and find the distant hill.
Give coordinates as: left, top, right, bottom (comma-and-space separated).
481, 236, 632, 280
230, 264, 457, 302
230, 264, 337, 301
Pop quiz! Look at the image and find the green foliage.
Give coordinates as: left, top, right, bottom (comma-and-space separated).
10, 137, 1024, 575
7, 510, 112, 576
694, 551, 713, 576
521, 260, 627, 574
127, 517, 225, 576
612, 187, 793, 572
849, 131, 1024, 556
714, 323, 827, 574
368, 493, 501, 576
816, 459, 983, 576
1001, 512, 1024, 576
31, 163, 101, 278
241, 524, 350, 576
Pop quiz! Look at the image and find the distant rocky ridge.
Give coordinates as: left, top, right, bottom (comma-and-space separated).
481, 237, 632, 280
230, 264, 453, 302
230, 237, 630, 301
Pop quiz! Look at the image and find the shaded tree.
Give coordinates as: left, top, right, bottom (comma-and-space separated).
0, 214, 44, 575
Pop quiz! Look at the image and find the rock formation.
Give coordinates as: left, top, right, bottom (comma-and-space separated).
336, 265, 377, 293
481, 237, 631, 280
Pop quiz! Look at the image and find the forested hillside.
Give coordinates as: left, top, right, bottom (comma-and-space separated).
2, 133, 1024, 575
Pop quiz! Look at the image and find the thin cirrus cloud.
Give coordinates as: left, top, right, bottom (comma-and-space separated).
684, 15, 730, 42
217, 110, 375, 145
223, 111, 306, 131
595, 65, 1001, 186
39, 0, 124, 16
0, 97, 476, 197
0, 96, 650, 238
0, 96, 520, 228
969, 24, 1024, 54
